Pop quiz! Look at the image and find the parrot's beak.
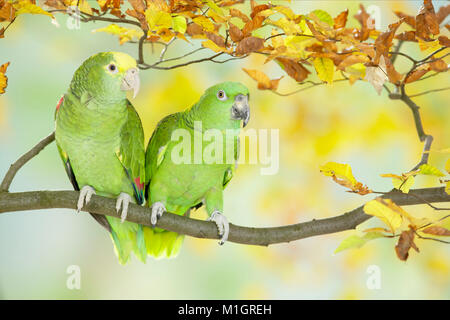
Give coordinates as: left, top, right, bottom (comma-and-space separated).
121, 67, 140, 99
231, 94, 250, 127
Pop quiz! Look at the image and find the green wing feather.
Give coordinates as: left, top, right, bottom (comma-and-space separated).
108, 100, 147, 264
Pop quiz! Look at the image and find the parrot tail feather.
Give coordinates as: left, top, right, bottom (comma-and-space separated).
143, 227, 184, 259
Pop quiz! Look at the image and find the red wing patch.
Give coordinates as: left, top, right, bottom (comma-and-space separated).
56, 96, 64, 112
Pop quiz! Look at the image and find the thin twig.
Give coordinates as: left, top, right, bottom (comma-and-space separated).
409, 86, 450, 98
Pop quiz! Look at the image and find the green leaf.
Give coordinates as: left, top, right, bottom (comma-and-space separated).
311, 9, 333, 26
418, 164, 445, 177
334, 232, 384, 254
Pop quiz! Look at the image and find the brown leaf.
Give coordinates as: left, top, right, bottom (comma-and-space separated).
228, 22, 243, 42
333, 9, 348, 29
354, 4, 375, 41
416, 0, 439, 40
385, 56, 403, 84
337, 54, 370, 70
422, 226, 450, 236
438, 35, 450, 47
126, 9, 148, 30
206, 32, 225, 48
394, 11, 416, 28
305, 19, 326, 42
129, 0, 146, 12
186, 23, 204, 36
436, 4, 450, 24
235, 36, 264, 55
229, 8, 250, 23
430, 59, 448, 72
395, 229, 419, 261
404, 65, 431, 83
276, 58, 310, 82
373, 20, 402, 64
396, 31, 417, 42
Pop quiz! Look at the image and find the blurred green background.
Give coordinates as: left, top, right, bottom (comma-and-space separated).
0, 1, 449, 299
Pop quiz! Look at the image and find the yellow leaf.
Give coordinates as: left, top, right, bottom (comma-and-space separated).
393, 175, 415, 193
363, 198, 403, 233
69, 0, 92, 15
418, 38, 441, 52
172, 15, 187, 34
273, 6, 295, 20
334, 232, 384, 254
145, 8, 172, 31
418, 164, 445, 177
202, 39, 230, 53
206, 0, 224, 16
92, 24, 144, 45
193, 16, 215, 32
313, 57, 334, 84
320, 162, 357, 185
13, 0, 53, 18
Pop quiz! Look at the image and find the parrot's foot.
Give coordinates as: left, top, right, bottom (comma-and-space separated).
151, 201, 166, 227
207, 211, 229, 245
77, 186, 96, 213
116, 193, 132, 223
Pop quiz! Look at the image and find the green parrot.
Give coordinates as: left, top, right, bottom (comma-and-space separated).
144, 82, 250, 258
55, 52, 147, 264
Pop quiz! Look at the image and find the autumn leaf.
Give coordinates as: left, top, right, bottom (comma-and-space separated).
395, 229, 419, 261
172, 15, 187, 34
422, 226, 450, 237
415, 0, 439, 40
92, 24, 144, 45
13, 0, 54, 19
313, 57, 334, 84
229, 8, 250, 23
364, 198, 403, 234
193, 16, 215, 32
276, 58, 310, 83
364, 55, 388, 95
394, 11, 416, 28
354, 4, 374, 41
235, 36, 264, 55
0, 1, 16, 22
438, 35, 450, 47
380, 171, 416, 194
373, 20, 402, 65
0, 61, 10, 94
404, 64, 431, 83
436, 4, 450, 24
320, 162, 371, 195
242, 68, 282, 91
145, 7, 172, 31
334, 232, 385, 254
228, 22, 243, 42
333, 9, 348, 29
417, 164, 445, 177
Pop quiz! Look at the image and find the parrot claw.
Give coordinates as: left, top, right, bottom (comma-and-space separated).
77, 186, 96, 213
207, 211, 229, 245
151, 202, 166, 227
116, 193, 132, 223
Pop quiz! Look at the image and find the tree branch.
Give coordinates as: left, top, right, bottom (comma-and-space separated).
0, 188, 449, 246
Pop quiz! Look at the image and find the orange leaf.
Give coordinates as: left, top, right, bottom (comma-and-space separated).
404, 65, 431, 83
229, 8, 250, 23
0, 61, 10, 94
242, 68, 281, 91
228, 22, 243, 42
436, 4, 450, 24
395, 31, 417, 42
394, 11, 416, 28
438, 35, 450, 47
430, 59, 448, 72
333, 9, 348, 29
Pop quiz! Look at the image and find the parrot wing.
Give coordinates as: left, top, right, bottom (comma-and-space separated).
116, 100, 146, 205
144, 112, 181, 196
55, 95, 111, 231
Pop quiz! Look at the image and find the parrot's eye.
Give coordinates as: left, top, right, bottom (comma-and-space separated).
107, 63, 118, 74
217, 90, 227, 101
